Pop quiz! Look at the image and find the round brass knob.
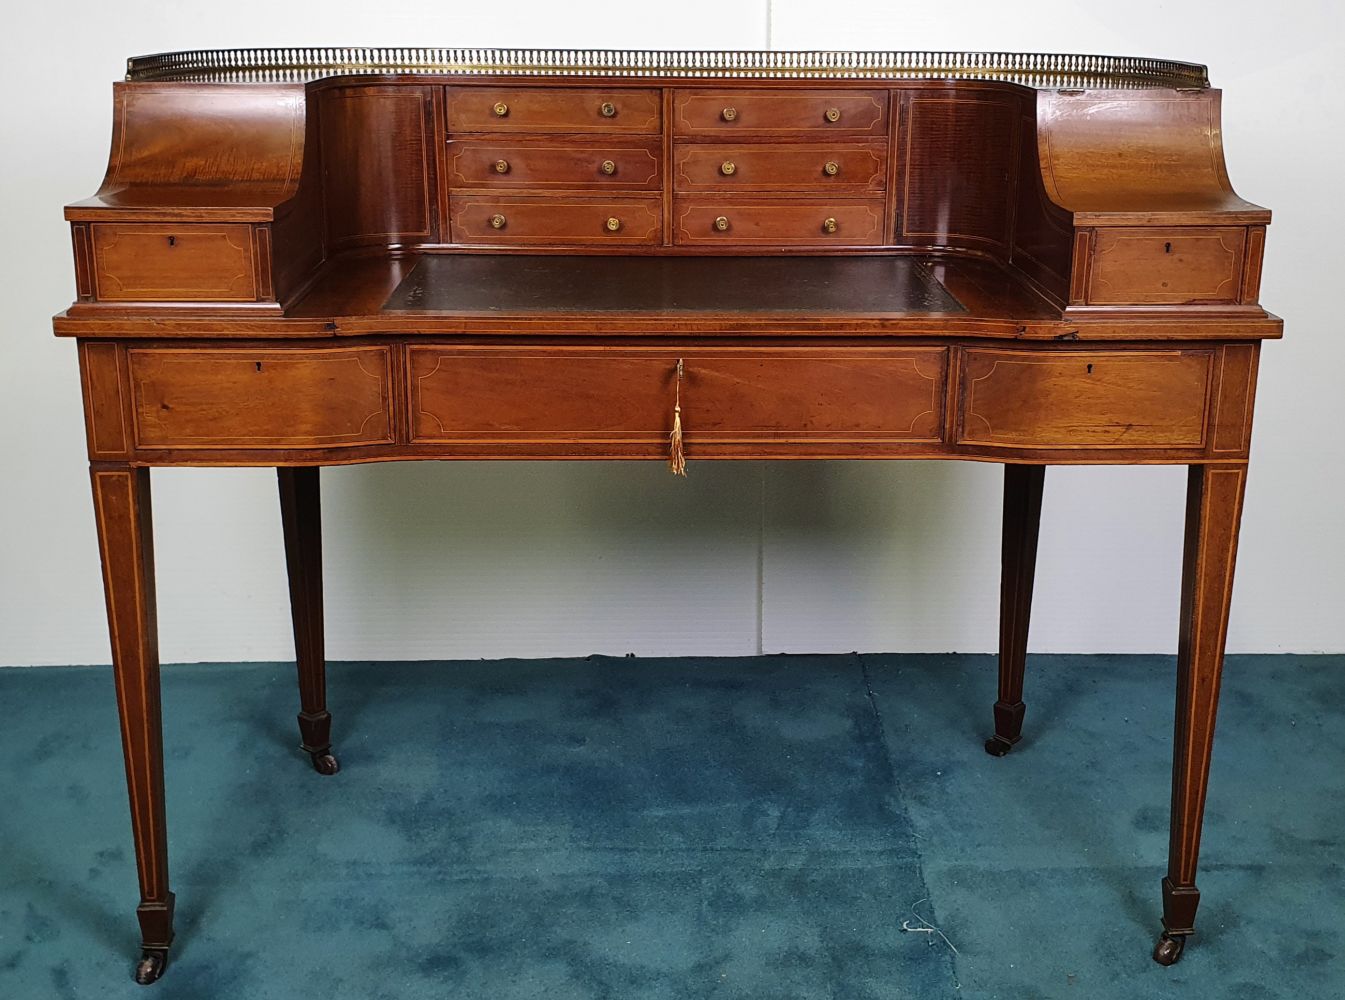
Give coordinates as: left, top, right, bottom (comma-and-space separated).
600, 101, 617, 118
714, 216, 730, 232
606, 217, 622, 232
601, 159, 617, 175
721, 106, 738, 122
493, 102, 509, 117
490, 214, 507, 230
823, 160, 840, 176
824, 107, 841, 123
822, 217, 838, 234
720, 161, 736, 176
494, 159, 510, 174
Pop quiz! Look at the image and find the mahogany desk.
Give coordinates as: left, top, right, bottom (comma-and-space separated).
54, 48, 1280, 984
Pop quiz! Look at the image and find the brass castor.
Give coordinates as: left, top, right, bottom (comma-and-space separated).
133, 947, 168, 985
984, 735, 1015, 757
1152, 931, 1186, 966
310, 750, 340, 775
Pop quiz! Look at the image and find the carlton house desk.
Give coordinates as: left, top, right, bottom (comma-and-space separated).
54, 48, 1279, 983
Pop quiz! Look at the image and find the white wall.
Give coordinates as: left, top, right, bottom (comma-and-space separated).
1, 1, 1340, 666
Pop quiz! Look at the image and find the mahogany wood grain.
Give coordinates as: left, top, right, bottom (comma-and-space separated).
449, 195, 662, 245
90, 467, 175, 964
673, 198, 884, 245
1087, 228, 1246, 305
91, 224, 257, 302
959, 348, 1213, 449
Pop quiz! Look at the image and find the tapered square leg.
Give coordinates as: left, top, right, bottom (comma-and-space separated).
986, 464, 1045, 757
91, 467, 175, 984
1153, 464, 1247, 966
278, 467, 338, 775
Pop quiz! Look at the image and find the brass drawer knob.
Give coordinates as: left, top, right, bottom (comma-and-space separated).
823, 160, 840, 176
490, 214, 507, 230
493, 102, 509, 117
714, 216, 730, 232
822, 217, 838, 234
720, 160, 736, 176
824, 107, 841, 123
494, 159, 510, 174
721, 106, 738, 122
606, 217, 622, 232
601, 159, 617, 175
600, 101, 617, 118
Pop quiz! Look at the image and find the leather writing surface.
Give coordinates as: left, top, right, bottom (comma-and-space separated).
382, 255, 965, 315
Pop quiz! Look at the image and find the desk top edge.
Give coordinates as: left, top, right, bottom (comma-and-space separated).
124, 48, 1211, 90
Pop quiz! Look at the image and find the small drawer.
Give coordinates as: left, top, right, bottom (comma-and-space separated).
674, 142, 887, 192
91, 223, 257, 302
674, 198, 884, 246
958, 348, 1213, 449
1087, 227, 1246, 305
128, 347, 394, 450
446, 87, 661, 133
450, 196, 661, 245
446, 140, 661, 190
673, 89, 887, 137
408, 347, 947, 449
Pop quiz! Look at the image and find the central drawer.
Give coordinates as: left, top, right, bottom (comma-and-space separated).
674, 142, 887, 192
408, 348, 948, 452
447, 86, 661, 133
674, 198, 885, 245
673, 89, 888, 137
447, 140, 662, 190
449, 196, 662, 245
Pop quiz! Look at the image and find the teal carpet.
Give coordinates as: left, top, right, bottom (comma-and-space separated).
0, 654, 1341, 999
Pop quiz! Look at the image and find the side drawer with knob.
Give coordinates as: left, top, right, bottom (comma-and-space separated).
446, 140, 662, 190
673, 199, 884, 246
674, 142, 887, 193
446, 87, 662, 133
449, 196, 662, 245
672, 89, 888, 137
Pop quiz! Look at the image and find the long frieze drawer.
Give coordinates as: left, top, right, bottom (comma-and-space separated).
674, 142, 887, 192
91, 223, 257, 302
958, 348, 1213, 449
446, 140, 661, 190
446, 87, 661, 133
450, 196, 661, 245
1087, 228, 1246, 305
128, 348, 395, 450
673, 90, 888, 136
408, 348, 947, 446
673, 199, 884, 245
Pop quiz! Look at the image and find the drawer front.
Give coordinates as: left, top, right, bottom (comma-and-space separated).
450, 196, 661, 245
91, 223, 256, 302
959, 349, 1213, 449
446, 140, 662, 190
128, 348, 394, 450
674, 199, 884, 245
1087, 227, 1246, 305
674, 142, 887, 192
446, 87, 661, 133
673, 89, 888, 137
408, 348, 947, 447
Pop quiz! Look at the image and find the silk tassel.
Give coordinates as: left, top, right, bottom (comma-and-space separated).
669, 359, 687, 476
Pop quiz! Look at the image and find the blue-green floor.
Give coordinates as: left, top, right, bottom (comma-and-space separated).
1, 654, 1341, 999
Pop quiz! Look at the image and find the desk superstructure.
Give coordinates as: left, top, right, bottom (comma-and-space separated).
55, 48, 1279, 983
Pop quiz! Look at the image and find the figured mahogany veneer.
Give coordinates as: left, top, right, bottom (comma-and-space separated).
55, 48, 1281, 983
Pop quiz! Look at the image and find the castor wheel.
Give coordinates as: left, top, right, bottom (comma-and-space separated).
1152, 931, 1186, 966
984, 735, 1015, 757
310, 750, 340, 775
133, 947, 168, 985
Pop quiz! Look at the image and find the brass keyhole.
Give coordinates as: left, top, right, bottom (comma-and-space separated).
1165, 242, 1173, 253
167, 235, 176, 247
